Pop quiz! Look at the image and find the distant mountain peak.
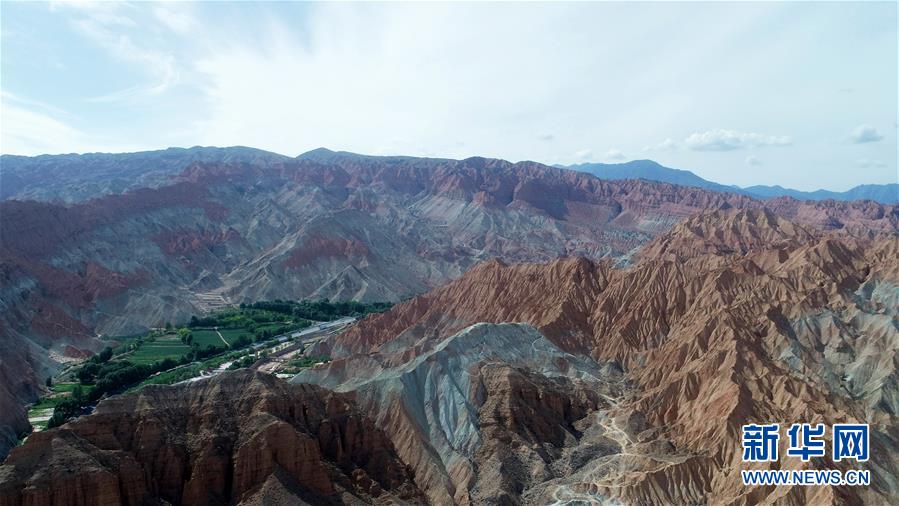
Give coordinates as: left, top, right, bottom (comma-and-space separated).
299, 146, 335, 156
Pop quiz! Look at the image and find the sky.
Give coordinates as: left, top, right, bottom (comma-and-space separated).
1, 1, 896, 191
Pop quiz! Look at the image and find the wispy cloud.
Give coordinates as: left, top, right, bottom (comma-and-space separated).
0, 91, 70, 117
856, 158, 886, 169
604, 148, 626, 161
684, 129, 792, 151
153, 5, 194, 34
573, 149, 594, 162
848, 124, 883, 144
643, 138, 678, 152
643, 131, 791, 153
55, 1, 180, 102
745, 155, 762, 167
0, 91, 134, 154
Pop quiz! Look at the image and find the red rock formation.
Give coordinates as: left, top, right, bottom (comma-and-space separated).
0, 371, 424, 505
314, 208, 899, 504
282, 236, 371, 269
153, 228, 242, 257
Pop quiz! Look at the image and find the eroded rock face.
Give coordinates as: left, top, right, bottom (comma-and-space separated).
305, 208, 899, 504
305, 322, 647, 505
0, 371, 425, 506
297, 322, 622, 505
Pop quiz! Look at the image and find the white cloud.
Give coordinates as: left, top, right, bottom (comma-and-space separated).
643, 138, 678, 152
153, 5, 194, 34
573, 149, 594, 161
5, 1, 895, 194
744, 155, 762, 167
0, 92, 135, 154
192, 3, 804, 163
604, 148, 626, 161
684, 129, 792, 151
57, 2, 179, 102
50, 1, 135, 26
856, 158, 886, 169
743, 156, 763, 167
0, 91, 69, 117
1, 103, 83, 154
848, 124, 883, 144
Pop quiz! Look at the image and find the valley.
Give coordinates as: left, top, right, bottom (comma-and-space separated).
20, 300, 386, 436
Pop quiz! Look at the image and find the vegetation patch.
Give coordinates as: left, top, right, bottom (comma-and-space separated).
36, 298, 389, 429
279, 355, 331, 375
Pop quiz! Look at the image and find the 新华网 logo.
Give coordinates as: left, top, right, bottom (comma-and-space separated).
740, 423, 871, 487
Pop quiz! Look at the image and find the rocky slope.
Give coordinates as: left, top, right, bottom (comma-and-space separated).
0, 370, 424, 505
302, 208, 899, 504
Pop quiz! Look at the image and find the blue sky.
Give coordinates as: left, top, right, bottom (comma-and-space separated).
1, 1, 896, 191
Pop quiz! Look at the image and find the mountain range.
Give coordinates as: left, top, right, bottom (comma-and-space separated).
0, 147, 897, 504
2, 147, 896, 204
565, 160, 898, 204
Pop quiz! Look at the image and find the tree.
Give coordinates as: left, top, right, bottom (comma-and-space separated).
98, 347, 113, 363
45, 376, 53, 388
77, 362, 100, 384
71, 385, 85, 404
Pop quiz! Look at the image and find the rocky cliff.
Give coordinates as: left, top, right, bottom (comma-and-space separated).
0, 370, 424, 505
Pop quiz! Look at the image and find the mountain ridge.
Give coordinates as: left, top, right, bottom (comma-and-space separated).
2, 146, 895, 204
565, 159, 898, 204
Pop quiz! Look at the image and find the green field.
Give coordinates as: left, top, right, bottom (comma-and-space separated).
219, 328, 252, 345
29, 383, 94, 411
254, 323, 288, 334
47, 382, 93, 394
27, 383, 97, 429
36, 299, 382, 430
126, 336, 192, 364
132, 348, 259, 391
190, 329, 226, 348
191, 328, 254, 348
